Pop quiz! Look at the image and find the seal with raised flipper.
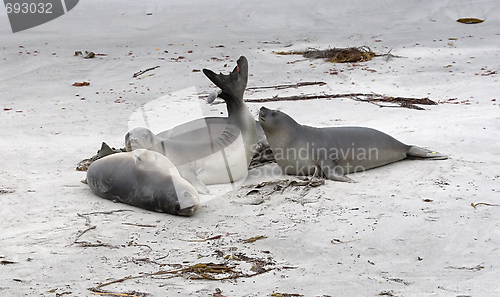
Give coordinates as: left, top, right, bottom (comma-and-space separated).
156, 118, 270, 165
125, 56, 257, 194
86, 149, 199, 216
258, 106, 448, 182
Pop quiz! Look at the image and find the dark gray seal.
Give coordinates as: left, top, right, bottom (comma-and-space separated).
86, 149, 199, 216
125, 56, 257, 194
258, 106, 448, 182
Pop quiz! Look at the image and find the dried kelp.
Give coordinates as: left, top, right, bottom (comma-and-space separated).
90, 261, 271, 293
158, 262, 241, 280
75, 50, 108, 59
89, 288, 149, 297
240, 175, 325, 206
445, 264, 484, 271
275, 46, 376, 63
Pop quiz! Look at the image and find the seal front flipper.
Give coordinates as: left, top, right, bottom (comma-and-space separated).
406, 146, 448, 160
203, 56, 248, 101
177, 164, 210, 195
316, 159, 355, 183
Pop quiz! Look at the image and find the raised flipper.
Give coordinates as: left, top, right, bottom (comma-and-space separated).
203, 56, 248, 102
407, 146, 448, 160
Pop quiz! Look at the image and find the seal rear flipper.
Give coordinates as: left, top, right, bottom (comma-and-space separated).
203, 56, 248, 101
406, 146, 448, 160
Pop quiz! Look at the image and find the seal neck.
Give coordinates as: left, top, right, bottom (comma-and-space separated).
220, 93, 245, 116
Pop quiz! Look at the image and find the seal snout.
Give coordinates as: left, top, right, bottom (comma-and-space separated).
176, 204, 199, 217
124, 133, 136, 151
258, 106, 268, 122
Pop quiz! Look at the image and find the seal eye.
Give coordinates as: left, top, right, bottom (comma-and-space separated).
272, 112, 276, 116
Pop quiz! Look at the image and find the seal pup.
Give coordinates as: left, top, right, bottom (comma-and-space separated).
125, 56, 257, 194
86, 149, 199, 216
258, 106, 447, 182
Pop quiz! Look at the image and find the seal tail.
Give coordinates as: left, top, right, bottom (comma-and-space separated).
406, 145, 448, 160
203, 56, 248, 102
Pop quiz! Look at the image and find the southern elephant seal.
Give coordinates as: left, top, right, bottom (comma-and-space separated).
125, 56, 257, 194
258, 106, 448, 182
156, 118, 268, 151
86, 149, 199, 216
155, 118, 271, 165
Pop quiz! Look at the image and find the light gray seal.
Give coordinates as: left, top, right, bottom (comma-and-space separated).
156, 118, 270, 165
258, 106, 448, 182
156, 118, 267, 151
86, 149, 199, 216
125, 56, 257, 194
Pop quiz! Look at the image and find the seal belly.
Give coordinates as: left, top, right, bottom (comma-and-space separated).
194, 133, 248, 184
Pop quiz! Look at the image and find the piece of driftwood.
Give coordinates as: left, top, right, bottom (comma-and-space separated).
243, 93, 438, 110
247, 81, 326, 90
133, 66, 160, 78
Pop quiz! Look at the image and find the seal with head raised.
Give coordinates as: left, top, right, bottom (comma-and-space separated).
258, 106, 448, 182
86, 149, 199, 216
125, 56, 257, 194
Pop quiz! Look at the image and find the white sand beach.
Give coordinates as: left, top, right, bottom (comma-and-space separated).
1, 0, 499, 296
